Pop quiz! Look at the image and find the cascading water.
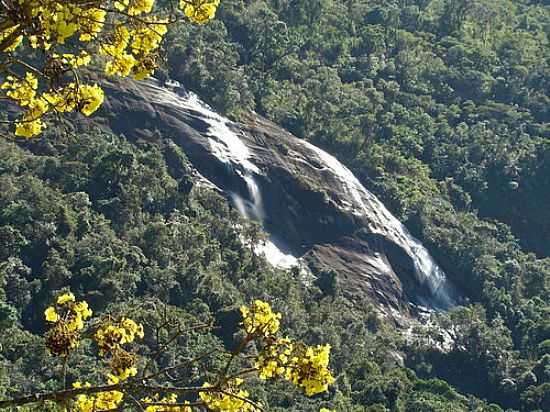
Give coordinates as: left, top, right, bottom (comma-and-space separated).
228, 176, 263, 221
153, 85, 299, 269
145, 79, 458, 309
301, 142, 458, 309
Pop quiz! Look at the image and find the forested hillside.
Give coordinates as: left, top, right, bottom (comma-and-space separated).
1, 0, 549, 411
0, 129, 505, 412
157, 1, 550, 407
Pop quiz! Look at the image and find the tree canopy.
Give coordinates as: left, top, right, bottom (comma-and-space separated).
0, 0, 220, 137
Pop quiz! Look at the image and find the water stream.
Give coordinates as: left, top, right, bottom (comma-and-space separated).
160, 88, 299, 269
148, 80, 458, 308
301, 142, 458, 308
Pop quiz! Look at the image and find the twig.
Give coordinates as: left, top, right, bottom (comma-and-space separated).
142, 348, 219, 381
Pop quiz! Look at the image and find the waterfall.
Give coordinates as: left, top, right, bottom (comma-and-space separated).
161, 88, 298, 269
301, 142, 458, 309
242, 173, 265, 221
146, 80, 458, 308
228, 175, 264, 222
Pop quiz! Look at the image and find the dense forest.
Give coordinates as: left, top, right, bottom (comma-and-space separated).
1, 0, 550, 411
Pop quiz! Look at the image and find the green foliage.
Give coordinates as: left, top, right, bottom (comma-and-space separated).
2, 0, 550, 410
0, 128, 501, 411
156, 0, 550, 409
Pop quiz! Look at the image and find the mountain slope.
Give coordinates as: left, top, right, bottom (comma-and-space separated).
92, 78, 462, 316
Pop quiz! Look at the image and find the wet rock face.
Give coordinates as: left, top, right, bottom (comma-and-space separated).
93, 78, 460, 318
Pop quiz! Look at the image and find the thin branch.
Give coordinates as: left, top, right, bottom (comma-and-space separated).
0, 384, 212, 409
226, 368, 258, 381
149, 321, 213, 366
217, 334, 254, 386
142, 348, 219, 382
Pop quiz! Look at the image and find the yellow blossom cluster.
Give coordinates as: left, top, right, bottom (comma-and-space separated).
142, 393, 192, 411
240, 300, 282, 337
255, 337, 293, 379
200, 379, 259, 412
0, 71, 103, 137
43, 83, 104, 116
100, 19, 169, 81
38, 295, 336, 412
240, 300, 335, 397
50, 51, 92, 69
1, 73, 48, 137
0, 0, 105, 53
286, 344, 335, 396
0, 0, 221, 137
115, 0, 156, 16
43, 292, 93, 357
94, 317, 144, 380
181, 0, 221, 24
78, 8, 107, 42
72, 381, 124, 412
255, 339, 335, 396
95, 317, 145, 354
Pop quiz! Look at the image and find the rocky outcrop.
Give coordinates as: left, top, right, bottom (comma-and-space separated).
87, 78, 461, 318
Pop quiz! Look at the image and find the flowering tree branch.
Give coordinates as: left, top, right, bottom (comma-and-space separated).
0, 294, 335, 412
0, 0, 221, 137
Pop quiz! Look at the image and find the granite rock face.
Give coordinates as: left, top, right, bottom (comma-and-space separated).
93, 78, 460, 318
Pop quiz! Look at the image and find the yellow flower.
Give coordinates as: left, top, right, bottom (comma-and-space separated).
143, 393, 191, 412
15, 121, 40, 138
286, 344, 335, 396
14, 97, 49, 138
0, 25, 23, 52
240, 300, 281, 337
95, 317, 144, 355
114, 0, 130, 11
78, 84, 104, 116
100, 25, 132, 57
43, 83, 80, 113
55, 51, 92, 68
255, 338, 293, 379
200, 379, 258, 412
73, 301, 93, 319
44, 296, 93, 355
133, 60, 156, 80
57, 292, 76, 305
67, 313, 84, 331
79, 8, 106, 41
15, 118, 45, 138
75, 388, 124, 412
73, 379, 123, 412
128, 0, 155, 16
181, 0, 220, 24
1, 72, 39, 107
131, 19, 167, 55
105, 53, 137, 77
44, 307, 59, 323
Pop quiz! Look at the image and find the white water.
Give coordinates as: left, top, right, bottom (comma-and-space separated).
242, 173, 265, 221
301, 141, 457, 309
255, 238, 300, 269
148, 80, 456, 308
148, 82, 298, 269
